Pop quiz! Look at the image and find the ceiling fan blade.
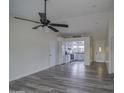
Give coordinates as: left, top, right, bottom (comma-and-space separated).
32, 25, 42, 29
48, 26, 59, 32
49, 23, 69, 27
14, 17, 41, 23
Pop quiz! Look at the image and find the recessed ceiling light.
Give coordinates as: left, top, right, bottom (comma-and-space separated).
92, 5, 96, 8
96, 22, 99, 24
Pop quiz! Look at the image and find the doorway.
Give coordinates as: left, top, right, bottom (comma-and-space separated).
64, 41, 85, 63
58, 37, 91, 66
95, 41, 105, 62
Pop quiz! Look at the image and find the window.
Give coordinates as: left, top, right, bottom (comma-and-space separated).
72, 41, 85, 53
98, 46, 102, 52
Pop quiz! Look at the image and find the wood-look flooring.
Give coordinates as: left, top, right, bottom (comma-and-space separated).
10, 62, 114, 93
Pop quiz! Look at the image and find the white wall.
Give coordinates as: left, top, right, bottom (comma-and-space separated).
9, 90, 15, 93
57, 37, 65, 64
9, 17, 59, 81
105, 13, 114, 74
90, 38, 93, 62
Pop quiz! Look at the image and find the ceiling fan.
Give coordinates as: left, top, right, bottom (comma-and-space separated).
14, 0, 69, 32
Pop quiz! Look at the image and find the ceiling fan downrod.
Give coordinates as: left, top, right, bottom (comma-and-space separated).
44, 0, 47, 23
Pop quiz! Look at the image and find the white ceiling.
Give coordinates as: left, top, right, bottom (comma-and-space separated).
10, 0, 114, 38
58, 12, 111, 39
10, 0, 113, 20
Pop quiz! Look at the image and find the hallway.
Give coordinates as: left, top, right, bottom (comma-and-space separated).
10, 62, 114, 93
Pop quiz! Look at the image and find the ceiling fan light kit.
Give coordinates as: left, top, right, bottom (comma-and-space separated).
14, 0, 69, 32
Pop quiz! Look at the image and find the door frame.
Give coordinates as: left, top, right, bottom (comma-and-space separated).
49, 41, 56, 67
95, 40, 105, 62
58, 37, 91, 66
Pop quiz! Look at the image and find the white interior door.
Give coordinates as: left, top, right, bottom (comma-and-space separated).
62, 42, 66, 63
95, 41, 105, 62
49, 42, 56, 66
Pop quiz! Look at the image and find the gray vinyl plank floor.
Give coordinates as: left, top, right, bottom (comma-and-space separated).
10, 62, 114, 93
